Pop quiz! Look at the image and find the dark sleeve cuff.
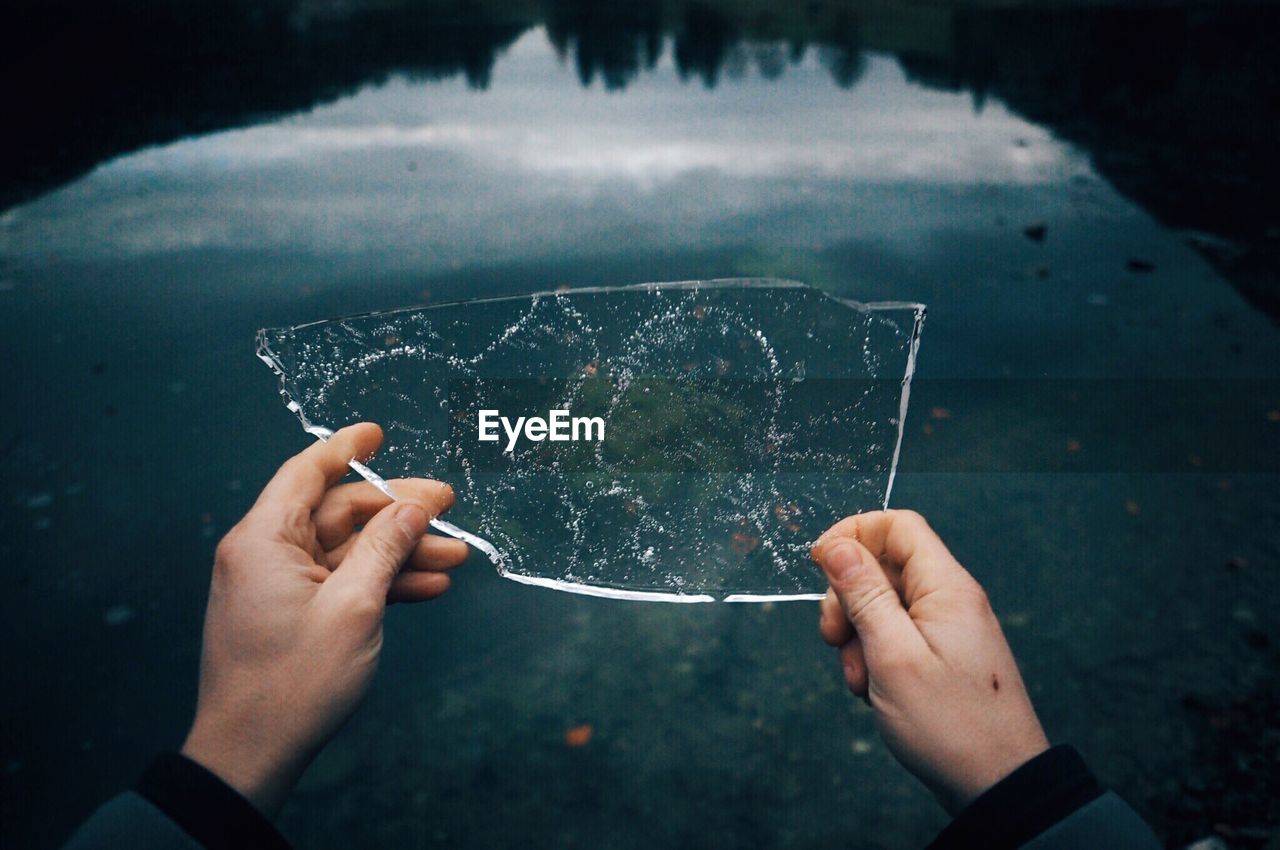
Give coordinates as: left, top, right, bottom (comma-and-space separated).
135, 753, 292, 850
927, 745, 1104, 850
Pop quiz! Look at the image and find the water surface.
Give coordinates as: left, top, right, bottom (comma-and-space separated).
2, 8, 1278, 849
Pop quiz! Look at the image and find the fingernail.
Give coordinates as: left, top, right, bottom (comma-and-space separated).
394, 502, 428, 536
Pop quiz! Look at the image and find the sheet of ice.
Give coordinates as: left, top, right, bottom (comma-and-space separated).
257, 279, 924, 601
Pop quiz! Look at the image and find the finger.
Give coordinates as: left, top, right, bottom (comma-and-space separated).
313, 482, 391, 550
812, 537, 926, 659
839, 637, 869, 699
323, 501, 429, 603
326, 530, 470, 572
256, 423, 384, 517
820, 588, 854, 647
814, 510, 970, 609
324, 535, 355, 569
313, 478, 455, 550
388, 571, 452, 603
408, 534, 469, 571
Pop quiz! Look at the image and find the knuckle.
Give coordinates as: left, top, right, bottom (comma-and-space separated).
855, 510, 882, 528
844, 581, 897, 625
893, 508, 929, 530
213, 527, 245, 570
325, 585, 383, 624
343, 591, 384, 623
280, 501, 313, 535
954, 580, 992, 615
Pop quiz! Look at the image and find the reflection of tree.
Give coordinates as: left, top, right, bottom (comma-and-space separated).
0, 0, 874, 207
2, 0, 1277, 316
752, 43, 788, 80
545, 3, 662, 89
0, 0, 530, 209
816, 11, 864, 89
898, 6, 1280, 317
673, 4, 737, 88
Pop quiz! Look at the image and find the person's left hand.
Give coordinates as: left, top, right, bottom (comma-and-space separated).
181, 423, 467, 816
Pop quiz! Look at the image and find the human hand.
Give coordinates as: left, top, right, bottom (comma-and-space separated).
813, 510, 1049, 814
181, 423, 467, 817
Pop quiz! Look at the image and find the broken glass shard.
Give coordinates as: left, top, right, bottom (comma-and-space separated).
257, 279, 924, 602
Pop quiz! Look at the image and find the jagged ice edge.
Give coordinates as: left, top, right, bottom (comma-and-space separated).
255, 280, 926, 603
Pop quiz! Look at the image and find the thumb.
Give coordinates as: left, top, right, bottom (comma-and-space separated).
329, 501, 429, 602
813, 538, 925, 659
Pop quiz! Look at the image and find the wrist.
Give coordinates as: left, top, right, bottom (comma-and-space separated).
181, 713, 311, 818
934, 727, 1051, 815
136, 753, 293, 850
930, 745, 1104, 850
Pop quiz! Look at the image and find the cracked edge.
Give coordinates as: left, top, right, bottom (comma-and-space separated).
254, 282, 927, 603
884, 303, 926, 509
256, 327, 511, 568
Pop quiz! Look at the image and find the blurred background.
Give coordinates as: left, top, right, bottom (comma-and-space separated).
1, 1, 1277, 848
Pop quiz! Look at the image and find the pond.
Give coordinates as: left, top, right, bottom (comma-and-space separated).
1, 3, 1278, 848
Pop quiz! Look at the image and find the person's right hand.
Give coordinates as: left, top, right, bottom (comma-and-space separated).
181, 424, 466, 817
813, 510, 1049, 815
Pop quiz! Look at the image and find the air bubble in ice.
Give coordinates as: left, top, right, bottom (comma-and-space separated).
257, 279, 923, 602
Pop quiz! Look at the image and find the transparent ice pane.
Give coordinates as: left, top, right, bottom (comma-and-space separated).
257, 279, 924, 601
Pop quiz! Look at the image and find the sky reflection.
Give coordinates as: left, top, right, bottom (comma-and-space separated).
2, 12, 1279, 850
6, 30, 1082, 261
